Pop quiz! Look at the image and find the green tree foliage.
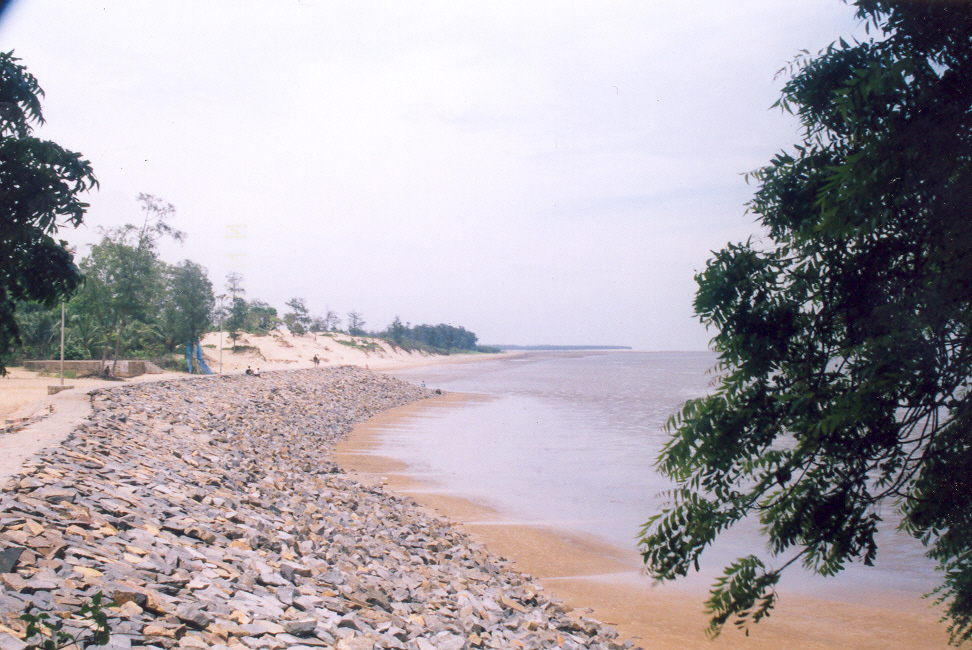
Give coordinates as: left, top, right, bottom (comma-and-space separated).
8, 193, 221, 366
285, 297, 310, 336
223, 271, 248, 333
0, 51, 97, 375
382, 320, 479, 352
167, 260, 214, 345
308, 309, 340, 333
387, 316, 407, 346
226, 296, 249, 333
74, 194, 184, 365
638, 2, 972, 642
225, 271, 245, 299
218, 273, 279, 338
12, 301, 61, 361
346, 311, 366, 337
322, 309, 341, 332
248, 300, 279, 333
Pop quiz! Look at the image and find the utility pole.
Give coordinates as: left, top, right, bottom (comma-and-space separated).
217, 294, 226, 374
48, 302, 73, 395
59, 302, 65, 386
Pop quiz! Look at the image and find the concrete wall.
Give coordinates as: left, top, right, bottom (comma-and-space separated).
23, 359, 151, 378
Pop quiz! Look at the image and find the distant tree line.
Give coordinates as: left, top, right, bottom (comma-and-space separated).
0, 51, 490, 373
9, 201, 490, 368
225, 295, 491, 355
379, 317, 491, 354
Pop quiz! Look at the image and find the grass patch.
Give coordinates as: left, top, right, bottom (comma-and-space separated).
336, 338, 383, 354
36, 369, 80, 379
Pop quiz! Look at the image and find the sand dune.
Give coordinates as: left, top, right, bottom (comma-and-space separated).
198, 329, 463, 373
1, 331, 497, 423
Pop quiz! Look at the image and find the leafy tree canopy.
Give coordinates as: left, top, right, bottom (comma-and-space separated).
346, 311, 366, 337
77, 195, 183, 364
168, 260, 214, 345
284, 297, 310, 336
0, 51, 97, 374
248, 300, 279, 333
382, 320, 479, 352
639, 1, 972, 643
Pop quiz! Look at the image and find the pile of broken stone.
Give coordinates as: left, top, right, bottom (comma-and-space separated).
0, 367, 638, 649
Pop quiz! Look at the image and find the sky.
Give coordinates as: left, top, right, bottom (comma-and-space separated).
0, 1, 866, 350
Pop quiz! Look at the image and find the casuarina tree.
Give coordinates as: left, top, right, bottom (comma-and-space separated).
638, 1, 972, 643
169, 260, 214, 348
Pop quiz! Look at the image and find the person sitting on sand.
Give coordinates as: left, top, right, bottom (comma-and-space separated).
245, 366, 253, 376
253, 367, 261, 377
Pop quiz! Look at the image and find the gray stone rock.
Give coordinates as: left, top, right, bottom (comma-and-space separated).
275, 585, 298, 606
0, 633, 27, 650
282, 619, 318, 636
0, 369, 640, 650
177, 604, 213, 630
0, 546, 23, 573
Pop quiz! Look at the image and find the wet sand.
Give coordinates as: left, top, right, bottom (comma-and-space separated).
334, 393, 952, 649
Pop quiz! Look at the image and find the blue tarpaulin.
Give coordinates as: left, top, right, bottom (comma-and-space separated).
186, 341, 213, 374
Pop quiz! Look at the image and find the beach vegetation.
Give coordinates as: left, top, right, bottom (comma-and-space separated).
639, 1, 972, 643
317, 309, 341, 332
226, 296, 249, 332
347, 311, 366, 336
229, 344, 260, 355
220, 275, 281, 336
8, 302, 63, 362
164, 259, 215, 349
72, 194, 185, 368
10, 195, 223, 368
284, 297, 311, 336
378, 319, 486, 354
335, 337, 383, 354
226, 271, 245, 299
248, 301, 280, 334
21, 591, 111, 649
0, 51, 98, 376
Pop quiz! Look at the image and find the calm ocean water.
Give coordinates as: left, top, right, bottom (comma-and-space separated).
382, 351, 936, 601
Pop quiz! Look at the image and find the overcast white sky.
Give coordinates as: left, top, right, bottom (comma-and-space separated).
1, 1, 864, 350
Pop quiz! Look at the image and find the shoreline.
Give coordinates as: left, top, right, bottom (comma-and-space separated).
0, 345, 518, 482
0, 368, 635, 648
335, 391, 952, 649
0, 348, 954, 647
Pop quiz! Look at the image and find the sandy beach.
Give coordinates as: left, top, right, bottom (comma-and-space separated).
0, 337, 953, 648
335, 393, 952, 649
0, 330, 499, 481
0, 329, 500, 422
0, 367, 637, 648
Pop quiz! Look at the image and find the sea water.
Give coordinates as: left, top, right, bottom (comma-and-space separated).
381, 350, 936, 601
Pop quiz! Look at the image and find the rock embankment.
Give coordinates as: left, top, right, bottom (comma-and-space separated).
0, 367, 637, 649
